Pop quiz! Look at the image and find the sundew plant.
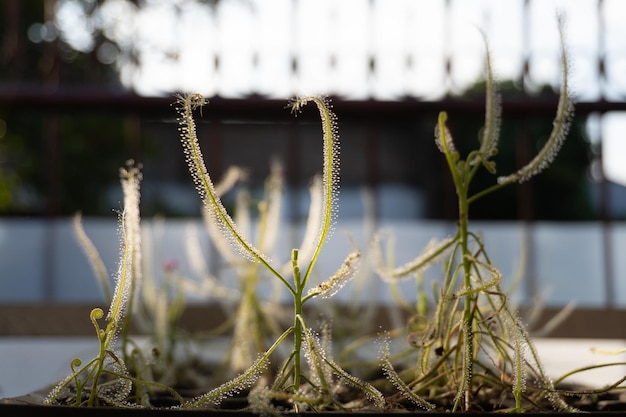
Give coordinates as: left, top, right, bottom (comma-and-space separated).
42, 96, 383, 412
174, 94, 384, 411
45, 162, 182, 407
373, 17, 581, 412
37, 14, 626, 414
194, 160, 341, 378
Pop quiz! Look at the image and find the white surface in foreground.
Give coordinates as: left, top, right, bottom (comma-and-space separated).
1, 337, 625, 400
0, 338, 100, 399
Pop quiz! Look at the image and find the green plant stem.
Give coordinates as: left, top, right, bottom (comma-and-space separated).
458, 191, 476, 412
437, 111, 476, 411
88, 330, 108, 406
84, 211, 133, 406
293, 312, 306, 391
291, 249, 304, 390
467, 180, 508, 205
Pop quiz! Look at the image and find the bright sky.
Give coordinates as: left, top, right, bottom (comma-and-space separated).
53, 0, 626, 184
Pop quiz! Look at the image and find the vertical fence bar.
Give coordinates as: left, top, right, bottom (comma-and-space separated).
517, 119, 538, 301
42, 0, 61, 301
2, 0, 22, 80
287, 119, 302, 248
598, 115, 615, 308
365, 120, 380, 221
124, 113, 142, 163
43, 114, 59, 300
596, 0, 615, 308
519, 0, 535, 303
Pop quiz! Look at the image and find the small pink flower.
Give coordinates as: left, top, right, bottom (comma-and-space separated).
163, 259, 179, 272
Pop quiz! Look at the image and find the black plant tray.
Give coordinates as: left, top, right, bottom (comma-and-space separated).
2, 394, 625, 417
3, 382, 626, 416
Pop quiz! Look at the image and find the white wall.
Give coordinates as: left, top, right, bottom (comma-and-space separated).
0, 217, 622, 308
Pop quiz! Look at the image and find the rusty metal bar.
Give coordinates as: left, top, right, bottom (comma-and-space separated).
1, 89, 624, 117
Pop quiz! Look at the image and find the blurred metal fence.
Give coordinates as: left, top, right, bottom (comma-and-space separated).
1, 92, 625, 307
1, 0, 626, 311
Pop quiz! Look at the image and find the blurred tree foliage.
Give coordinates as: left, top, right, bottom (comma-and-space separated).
0, 1, 140, 216
0, 0, 225, 216
0, 109, 137, 215
0, 1, 595, 220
